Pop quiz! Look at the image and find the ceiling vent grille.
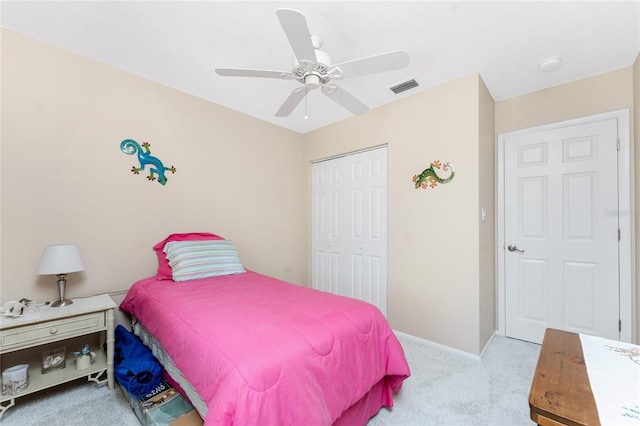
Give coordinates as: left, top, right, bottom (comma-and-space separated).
390, 79, 419, 94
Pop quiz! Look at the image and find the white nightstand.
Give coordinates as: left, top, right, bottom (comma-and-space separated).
0, 294, 116, 418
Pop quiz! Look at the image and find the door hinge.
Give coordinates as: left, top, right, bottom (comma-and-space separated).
619, 319, 622, 332
618, 228, 621, 241
617, 137, 620, 151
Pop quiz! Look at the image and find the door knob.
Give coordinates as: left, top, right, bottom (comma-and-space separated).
507, 244, 525, 253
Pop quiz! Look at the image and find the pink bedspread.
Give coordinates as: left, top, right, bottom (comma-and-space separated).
120, 271, 410, 425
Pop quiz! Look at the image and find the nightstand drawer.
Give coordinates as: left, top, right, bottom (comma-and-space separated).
0, 312, 105, 351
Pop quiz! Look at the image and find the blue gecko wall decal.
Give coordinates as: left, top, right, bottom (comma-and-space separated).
120, 139, 176, 185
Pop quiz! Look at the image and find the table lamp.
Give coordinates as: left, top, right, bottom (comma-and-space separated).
37, 244, 85, 307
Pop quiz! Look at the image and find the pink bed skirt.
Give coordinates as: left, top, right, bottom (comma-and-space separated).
334, 377, 392, 425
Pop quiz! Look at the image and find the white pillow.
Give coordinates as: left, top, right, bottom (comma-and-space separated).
163, 240, 246, 282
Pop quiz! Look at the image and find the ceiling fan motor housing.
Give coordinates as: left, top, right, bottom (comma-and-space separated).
293, 48, 332, 89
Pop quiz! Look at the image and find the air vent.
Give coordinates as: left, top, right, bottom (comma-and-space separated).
390, 79, 419, 94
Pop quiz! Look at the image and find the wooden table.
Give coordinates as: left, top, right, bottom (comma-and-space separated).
529, 328, 600, 426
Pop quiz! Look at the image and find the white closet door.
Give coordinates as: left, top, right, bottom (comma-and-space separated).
312, 147, 387, 316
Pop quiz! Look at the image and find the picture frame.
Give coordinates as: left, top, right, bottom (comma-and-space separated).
42, 347, 66, 374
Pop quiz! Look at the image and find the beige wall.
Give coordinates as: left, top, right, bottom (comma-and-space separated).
3, 29, 637, 353
496, 66, 637, 343
1, 30, 306, 303
303, 74, 495, 355
495, 67, 634, 134
634, 53, 640, 344
478, 78, 496, 348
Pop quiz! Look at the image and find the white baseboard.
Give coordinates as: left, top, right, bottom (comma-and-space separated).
479, 331, 497, 358
394, 330, 501, 361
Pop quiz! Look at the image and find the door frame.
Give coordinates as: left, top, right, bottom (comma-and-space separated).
497, 109, 633, 342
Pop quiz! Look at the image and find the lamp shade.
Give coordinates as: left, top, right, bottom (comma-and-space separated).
37, 244, 85, 275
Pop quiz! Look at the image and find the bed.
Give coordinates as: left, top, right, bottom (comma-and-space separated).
119, 233, 410, 425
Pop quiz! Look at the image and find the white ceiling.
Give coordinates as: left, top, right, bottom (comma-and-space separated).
2, 1, 639, 134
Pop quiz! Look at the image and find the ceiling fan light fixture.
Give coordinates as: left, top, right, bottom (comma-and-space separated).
304, 73, 321, 89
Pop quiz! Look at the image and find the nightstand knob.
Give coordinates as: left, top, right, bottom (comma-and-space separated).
50, 327, 58, 334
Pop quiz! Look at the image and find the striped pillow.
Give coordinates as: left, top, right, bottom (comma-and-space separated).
163, 240, 246, 282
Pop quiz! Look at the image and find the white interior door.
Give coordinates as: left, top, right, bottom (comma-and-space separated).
502, 116, 624, 344
311, 147, 387, 316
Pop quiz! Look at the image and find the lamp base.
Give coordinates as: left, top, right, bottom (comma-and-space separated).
52, 274, 73, 307
51, 298, 73, 307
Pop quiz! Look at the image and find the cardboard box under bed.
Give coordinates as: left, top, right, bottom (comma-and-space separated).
118, 378, 203, 426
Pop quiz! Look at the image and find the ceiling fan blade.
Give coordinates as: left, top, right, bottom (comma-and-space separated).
322, 85, 369, 116
276, 8, 317, 64
333, 50, 410, 79
215, 68, 294, 79
275, 87, 307, 117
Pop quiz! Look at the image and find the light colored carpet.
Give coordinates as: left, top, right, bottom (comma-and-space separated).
369, 333, 541, 425
0, 377, 139, 425
0, 333, 540, 425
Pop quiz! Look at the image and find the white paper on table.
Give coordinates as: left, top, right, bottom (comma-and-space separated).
580, 334, 640, 425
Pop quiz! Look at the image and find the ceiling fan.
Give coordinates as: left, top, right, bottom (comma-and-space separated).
215, 8, 410, 118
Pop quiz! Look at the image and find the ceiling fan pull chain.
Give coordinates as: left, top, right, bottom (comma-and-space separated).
304, 87, 309, 120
